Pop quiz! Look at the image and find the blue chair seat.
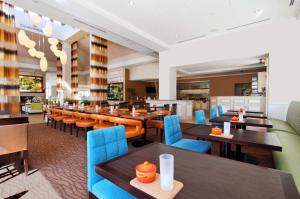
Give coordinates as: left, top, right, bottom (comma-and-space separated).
92, 179, 136, 199
171, 138, 211, 153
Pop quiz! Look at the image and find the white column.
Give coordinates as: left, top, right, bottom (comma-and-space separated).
62, 42, 72, 98
159, 64, 177, 100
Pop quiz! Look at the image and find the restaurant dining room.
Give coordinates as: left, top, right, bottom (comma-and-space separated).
1, 0, 300, 199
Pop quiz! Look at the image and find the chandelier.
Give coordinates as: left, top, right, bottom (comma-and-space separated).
17, 12, 68, 72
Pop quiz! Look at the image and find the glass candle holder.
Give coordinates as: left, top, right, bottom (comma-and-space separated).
159, 154, 174, 191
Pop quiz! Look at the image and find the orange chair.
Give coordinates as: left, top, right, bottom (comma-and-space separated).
146, 110, 171, 142
62, 111, 77, 134
90, 114, 114, 130
74, 112, 95, 138
109, 117, 144, 140
52, 109, 66, 130
47, 108, 59, 127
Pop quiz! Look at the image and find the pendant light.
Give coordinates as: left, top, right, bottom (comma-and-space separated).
28, 48, 37, 57
17, 30, 27, 45
35, 51, 45, 59
40, 57, 48, 72
43, 22, 52, 37
48, 38, 59, 46
60, 50, 67, 65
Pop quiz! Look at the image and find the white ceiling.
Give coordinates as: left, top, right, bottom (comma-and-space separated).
177, 55, 268, 75
7, 0, 300, 53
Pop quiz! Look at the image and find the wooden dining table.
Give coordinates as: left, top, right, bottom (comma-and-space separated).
210, 116, 273, 128
222, 111, 267, 119
183, 124, 282, 161
95, 143, 299, 199
227, 109, 264, 114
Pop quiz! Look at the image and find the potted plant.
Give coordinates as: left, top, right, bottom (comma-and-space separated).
127, 88, 136, 104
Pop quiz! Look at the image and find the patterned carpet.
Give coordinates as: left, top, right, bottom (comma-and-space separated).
27, 123, 88, 199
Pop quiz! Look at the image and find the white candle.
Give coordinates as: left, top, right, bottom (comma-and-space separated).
160, 154, 174, 192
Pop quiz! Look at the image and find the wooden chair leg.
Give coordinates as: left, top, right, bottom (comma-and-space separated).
63, 123, 66, 132
70, 124, 73, 135
47, 118, 49, 126
54, 120, 57, 128
76, 127, 79, 137
85, 127, 88, 140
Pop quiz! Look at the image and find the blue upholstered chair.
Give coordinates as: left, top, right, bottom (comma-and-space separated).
87, 125, 136, 199
210, 106, 222, 126
164, 115, 211, 153
217, 105, 223, 116
195, 110, 206, 125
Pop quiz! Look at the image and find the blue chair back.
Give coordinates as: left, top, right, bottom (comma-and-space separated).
164, 115, 182, 145
195, 110, 206, 125
210, 106, 217, 119
87, 125, 128, 192
217, 105, 223, 116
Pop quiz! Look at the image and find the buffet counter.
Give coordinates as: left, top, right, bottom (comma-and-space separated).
146, 100, 193, 119
211, 96, 266, 113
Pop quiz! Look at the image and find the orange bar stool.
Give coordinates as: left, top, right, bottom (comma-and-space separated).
90, 114, 114, 130
109, 117, 144, 140
53, 109, 66, 130
62, 111, 77, 134
146, 110, 171, 142
47, 108, 59, 127
75, 112, 95, 139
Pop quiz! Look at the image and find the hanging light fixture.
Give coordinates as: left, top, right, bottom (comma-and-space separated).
31, 14, 42, 24
48, 38, 59, 46
24, 39, 36, 49
43, 22, 52, 37
60, 50, 67, 65
40, 57, 48, 72
35, 51, 45, 59
17, 30, 27, 45
28, 48, 37, 57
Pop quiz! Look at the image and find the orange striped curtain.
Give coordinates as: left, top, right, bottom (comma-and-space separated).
56, 42, 63, 89
90, 35, 108, 105
0, 1, 19, 114
71, 41, 78, 103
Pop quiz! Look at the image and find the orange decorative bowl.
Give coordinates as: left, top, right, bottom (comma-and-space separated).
135, 161, 157, 183
211, 126, 222, 135
231, 116, 239, 122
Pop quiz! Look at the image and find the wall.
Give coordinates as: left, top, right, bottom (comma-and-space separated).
129, 62, 158, 80
178, 73, 254, 96
124, 69, 157, 101
159, 18, 300, 119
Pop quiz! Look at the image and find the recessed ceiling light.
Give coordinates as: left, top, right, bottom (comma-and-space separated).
254, 8, 263, 17
129, 0, 135, 6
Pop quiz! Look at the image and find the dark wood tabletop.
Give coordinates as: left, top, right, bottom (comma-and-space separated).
95, 143, 299, 199
183, 125, 282, 151
0, 114, 29, 126
210, 116, 273, 128
222, 112, 267, 119
227, 109, 265, 114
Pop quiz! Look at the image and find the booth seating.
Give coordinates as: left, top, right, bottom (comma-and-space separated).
270, 101, 300, 191
90, 114, 114, 130
109, 117, 144, 139
75, 112, 95, 138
